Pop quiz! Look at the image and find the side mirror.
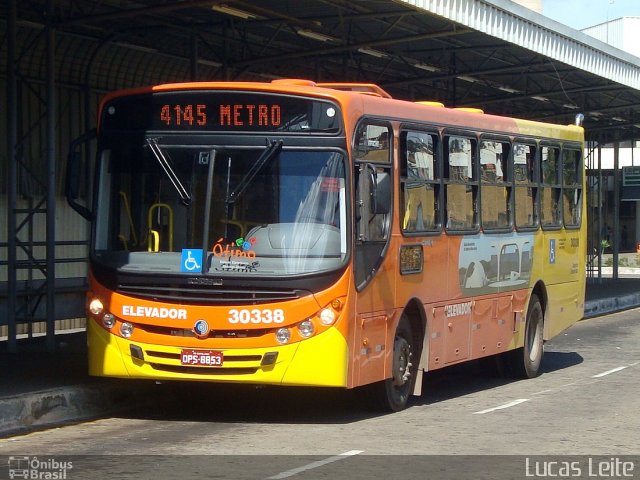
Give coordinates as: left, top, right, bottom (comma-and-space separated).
65, 129, 96, 220
66, 149, 82, 200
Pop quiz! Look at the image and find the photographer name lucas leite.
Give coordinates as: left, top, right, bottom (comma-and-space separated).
526, 458, 635, 478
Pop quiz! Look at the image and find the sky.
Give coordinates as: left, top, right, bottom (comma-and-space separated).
542, 0, 640, 30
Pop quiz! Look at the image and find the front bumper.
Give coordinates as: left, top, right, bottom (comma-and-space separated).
87, 319, 349, 387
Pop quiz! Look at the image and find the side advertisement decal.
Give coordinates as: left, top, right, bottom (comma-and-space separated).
458, 233, 534, 295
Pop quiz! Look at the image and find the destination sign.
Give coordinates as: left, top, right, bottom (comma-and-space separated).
100, 91, 342, 134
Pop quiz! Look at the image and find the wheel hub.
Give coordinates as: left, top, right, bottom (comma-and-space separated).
392, 336, 412, 387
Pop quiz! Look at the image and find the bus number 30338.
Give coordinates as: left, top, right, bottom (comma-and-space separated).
228, 308, 285, 325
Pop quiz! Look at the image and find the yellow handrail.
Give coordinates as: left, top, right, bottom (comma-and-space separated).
147, 230, 160, 252
147, 203, 174, 251
118, 234, 129, 251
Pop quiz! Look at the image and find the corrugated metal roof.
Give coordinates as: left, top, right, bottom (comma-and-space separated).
401, 0, 640, 90
3, 0, 640, 146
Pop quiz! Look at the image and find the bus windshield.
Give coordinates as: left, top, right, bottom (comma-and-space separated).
93, 139, 348, 277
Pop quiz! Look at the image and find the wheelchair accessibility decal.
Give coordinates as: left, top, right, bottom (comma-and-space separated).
181, 249, 203, 273
549, 239, 556, 264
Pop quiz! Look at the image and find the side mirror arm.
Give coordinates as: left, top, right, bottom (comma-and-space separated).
65, 129, 96, 220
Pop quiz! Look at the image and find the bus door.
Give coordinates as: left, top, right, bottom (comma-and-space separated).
352, 122, 394, 385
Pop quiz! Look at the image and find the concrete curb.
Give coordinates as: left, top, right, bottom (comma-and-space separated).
583, 294, 640, 319
0, 383, 153, 438
598, 267, 640, 275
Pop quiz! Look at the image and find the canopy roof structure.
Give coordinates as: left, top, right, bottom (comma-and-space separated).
2, 0, 637, 351
3, 0, 640, 143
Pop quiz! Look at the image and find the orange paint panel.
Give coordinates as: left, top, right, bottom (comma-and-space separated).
87, 268, 352, 350
471, 296, 515, 358
428, 307, 445, 370
442, 302, 472, 364
393, 236, 450, 307
355, 313, 388, 386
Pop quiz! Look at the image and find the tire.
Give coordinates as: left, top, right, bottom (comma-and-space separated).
506, 293, 544, 378
367, 314, 420, 412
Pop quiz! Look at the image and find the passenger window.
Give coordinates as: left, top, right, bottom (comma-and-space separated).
406, 132, 435, 180
448, 137, 473, 181
540, 146, 561, 228
480, 139, 510, 230
445, 135, 477, 231
562, 148, 582, 227
513, 143, 537, 229
401, 131, 439, 233
354, 123, 391, 163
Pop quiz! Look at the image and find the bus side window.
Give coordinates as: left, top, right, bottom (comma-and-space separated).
401, 131, 440, 233
354, 123, 391, 163
562, 148, 582, 228
444, 135, 477, 231
480, 139, 511, 230
514, 143, 538, 229
540, 145, 562, 228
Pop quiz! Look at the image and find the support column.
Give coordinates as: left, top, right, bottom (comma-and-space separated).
636, 200, 640, 252
46, 0, 57, 352
613, 141, 620, 280
597, 142, 602, 281
7, 0, 18, 352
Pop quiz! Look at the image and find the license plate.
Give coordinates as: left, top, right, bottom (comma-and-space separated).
180, 349, 223, 367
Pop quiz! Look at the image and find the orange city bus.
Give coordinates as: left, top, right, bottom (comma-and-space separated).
66, 79, 586, 411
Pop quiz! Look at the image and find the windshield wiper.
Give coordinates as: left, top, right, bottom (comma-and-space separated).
226, 139, 283, 206
146, 137, 192, 206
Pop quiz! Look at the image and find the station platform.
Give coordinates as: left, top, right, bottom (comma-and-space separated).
1, 276, 640, 437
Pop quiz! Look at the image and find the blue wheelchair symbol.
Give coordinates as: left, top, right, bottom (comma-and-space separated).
181, 249, 203, 272
549, 239, 556, 264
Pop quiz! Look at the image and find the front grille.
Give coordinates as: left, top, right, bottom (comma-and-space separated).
145, 348, 263, 376
143, 325, 270, 339
117, 283, 306, 305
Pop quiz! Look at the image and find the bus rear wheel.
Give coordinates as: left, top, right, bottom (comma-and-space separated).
368, 314, 419, 412
506, 293, 544, 378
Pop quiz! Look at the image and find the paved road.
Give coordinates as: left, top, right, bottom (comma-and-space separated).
1, 309, 639, 479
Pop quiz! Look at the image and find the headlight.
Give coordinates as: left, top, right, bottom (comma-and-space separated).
275, 328, 291, 344
89, 298, 104, 316
102, 313, 116, 329
319, 308, 336, 326
120, 322, 134, 338
298, 320, 314, 338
